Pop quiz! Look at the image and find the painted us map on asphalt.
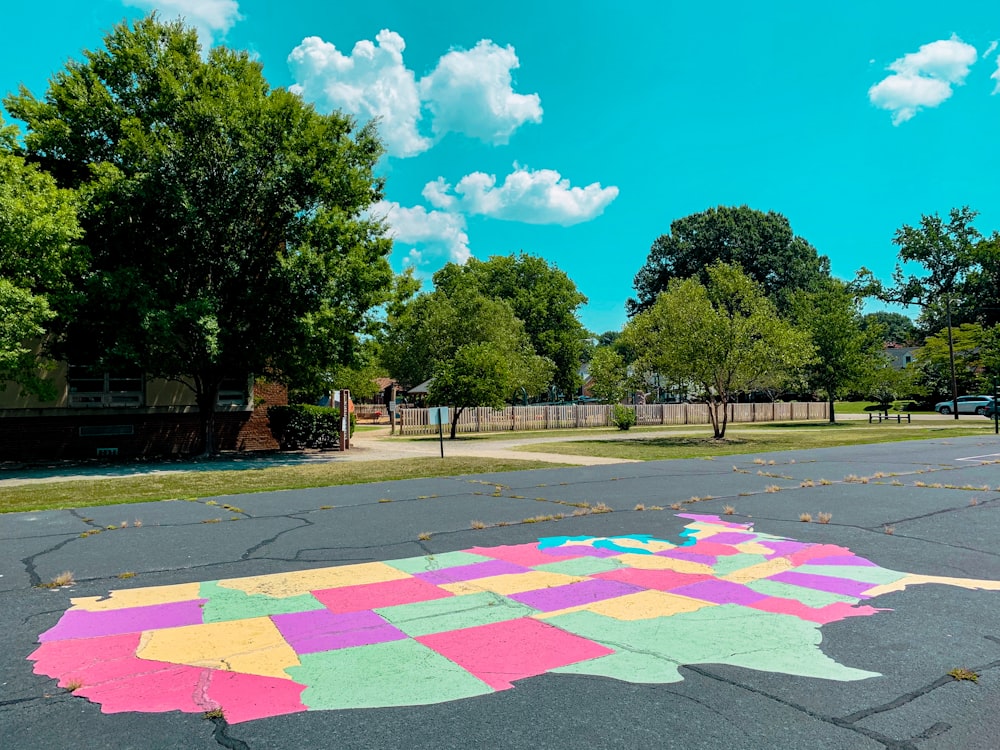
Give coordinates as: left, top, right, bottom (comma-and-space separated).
29, 514, 1000, 723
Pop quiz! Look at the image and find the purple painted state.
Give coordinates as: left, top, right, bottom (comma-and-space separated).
806, 555, 877, 567
706, 532, 759, 545
758, 541, 812, 558
38, 600, 208, 642
656, 549, 718, 565
271, 609, 406, 654
671, 579, 770, 605
415, 559, 529, 585
509, 579, 645, 612
769, 571, 874, 598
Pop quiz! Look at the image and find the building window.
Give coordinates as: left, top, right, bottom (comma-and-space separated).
68, 366, 144, 407
217, 376, 250, 406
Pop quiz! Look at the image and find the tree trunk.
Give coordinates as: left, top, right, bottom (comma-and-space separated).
449, 406, 464, 439
195, 381, 221, 458
829, 395, 836, 424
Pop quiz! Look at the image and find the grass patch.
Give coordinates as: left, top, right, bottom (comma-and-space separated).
510, 424, 993, 462
0, 457, 565, 514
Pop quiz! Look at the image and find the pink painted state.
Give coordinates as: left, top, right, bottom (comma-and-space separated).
38, 600, 207, 642
758, 541, 812, 558
416, 617, 613, 690
312, 577, 452, 613
749, 597, 883, 625
677, 514, 751, 529
787, 544, 862, 566
31, 633, 212, 714
468, 543, 570, 567
594, 567, 713, 592
673, 541, 741, 557
206, 671, 307, 723
706, 532, 759, 544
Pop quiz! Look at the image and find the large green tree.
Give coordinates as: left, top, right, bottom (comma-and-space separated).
382, 286, 552, 438
790, 279, 884, 423
623, 263, 813, 438
628, 205, 830, 316
0, 121, 84, 398
5, 16, 393, 453
432, 253, 588, 397
856, 207, 983, 420
860, 311, 918, 345
586, 346, 628, 404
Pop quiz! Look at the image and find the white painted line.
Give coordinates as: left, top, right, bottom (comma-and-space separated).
955, 453, 1000, 462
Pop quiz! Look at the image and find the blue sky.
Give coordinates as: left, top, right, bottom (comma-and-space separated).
3, 1, 999, 333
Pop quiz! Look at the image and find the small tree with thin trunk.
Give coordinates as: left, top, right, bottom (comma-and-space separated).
623, 263, 812, 439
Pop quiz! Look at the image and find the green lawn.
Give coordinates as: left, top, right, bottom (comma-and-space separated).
0, 457, 566, 514
512, 423, 995, 461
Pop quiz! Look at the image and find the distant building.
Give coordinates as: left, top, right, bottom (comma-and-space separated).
884, 343, 918, 370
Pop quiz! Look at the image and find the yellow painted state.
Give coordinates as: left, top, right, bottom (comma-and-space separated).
217, 562, 411, 598
535, 590, 715, 621
614, 553, 715, 575
722, 558, 795, 584
137, 617, 300, 679
440, 571, 584, 596
70, 583, 203, 611
864, 574, 1000, 598
735, 541, 775, 556
602, 538, 676, 553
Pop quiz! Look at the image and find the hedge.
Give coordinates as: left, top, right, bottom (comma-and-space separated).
267, 405, 356, 450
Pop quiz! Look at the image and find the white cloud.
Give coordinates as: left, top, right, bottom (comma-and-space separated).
375, 200, 471, 265
422, 166, 619, 226
287, 31, 541, 157
869, 35, 978, 124
124, 0, 241, 48
288, 31, 430, 158
419, 40, 542, 144
984, 41, 998, 59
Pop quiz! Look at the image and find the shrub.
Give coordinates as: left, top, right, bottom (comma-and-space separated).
612, 404, 637, 431
268, 405, 355, 450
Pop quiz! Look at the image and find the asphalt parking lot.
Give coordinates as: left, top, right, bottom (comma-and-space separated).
4, 433, 1000, 749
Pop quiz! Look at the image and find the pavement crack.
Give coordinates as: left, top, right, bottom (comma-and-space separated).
21, 536, 83, 587
206, 714, 250, 750
240, 515, 313, 560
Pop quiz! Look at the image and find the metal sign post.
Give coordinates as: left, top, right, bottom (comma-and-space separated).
428, 406, 449, 458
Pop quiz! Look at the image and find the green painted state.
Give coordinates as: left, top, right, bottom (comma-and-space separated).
385, 551, 493, 574
534, 556, 624, 576
546, 606, 879, 681
197, 581, 325, 623
376, 591, 536, 637
712, 553, 767, 576
746, 579, 860, 607
553, 647, 685, 683
794, 564, 908, 585
289, 639, 492, 709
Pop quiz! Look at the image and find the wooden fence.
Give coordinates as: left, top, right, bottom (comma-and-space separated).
397, 401, 829, 435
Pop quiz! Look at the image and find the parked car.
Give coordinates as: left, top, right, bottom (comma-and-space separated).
935, 395, 995, 415
983, 401, 1000, 418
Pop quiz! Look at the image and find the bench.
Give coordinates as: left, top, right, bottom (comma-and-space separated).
355, 407, 387, 423
869, 412, 911, 424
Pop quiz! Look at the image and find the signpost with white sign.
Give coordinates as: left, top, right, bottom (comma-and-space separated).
428, 406, 449, 457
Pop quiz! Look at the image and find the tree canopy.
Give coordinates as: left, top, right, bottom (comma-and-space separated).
4, 16, 394, 452
861, 311, 918, 345
628, 205, 830, 316
623, 262, 812, 438
0, 122, 84, 398
432, 253, 588, 396
790, 279, 883, 422
382, 285, 552, 437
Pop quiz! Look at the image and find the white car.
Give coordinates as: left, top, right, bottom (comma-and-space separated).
935, 395, 995, 415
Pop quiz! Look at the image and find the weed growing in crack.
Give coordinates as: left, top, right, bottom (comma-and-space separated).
65, 679, 83, 692
753, 458, 766, 465
201, 518, 221, 524
117, 571, 136, 579
203, 708, 225, 720
634, 503, 646, 511
470, 520, 487, 530
819, 479, 832, 486
319, 505, 333, 510
38, 571, 75, 589
765, 485, 781, 493
817, 512, 832, 524
378, 498, 393, 503
592, 502, 613, 514
970, 498, 979, 506
722, 505, 735, 515
417, 532, 432, 541
891, 480, 904, 486
800, 479, 815, 488
799, 513, 812, 522
670, 502, 683, 510
948, 667, 979, 683
883, 525, 895, 535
